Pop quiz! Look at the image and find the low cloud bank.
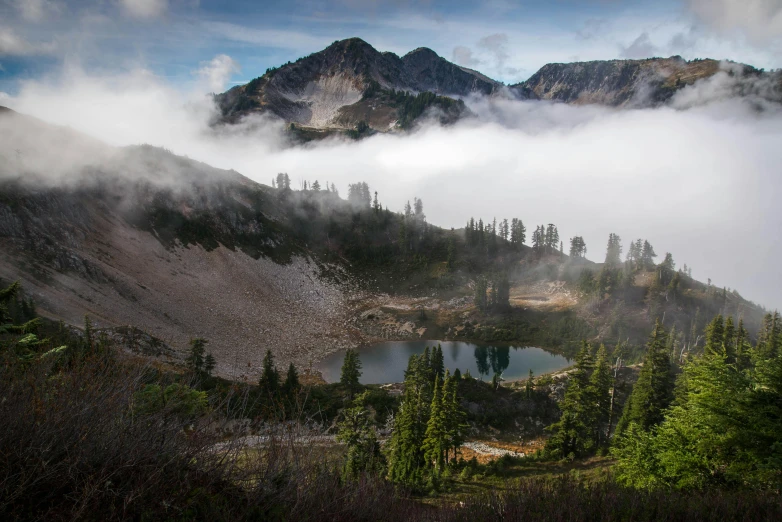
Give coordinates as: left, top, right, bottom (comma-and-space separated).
2, 64, 781, 310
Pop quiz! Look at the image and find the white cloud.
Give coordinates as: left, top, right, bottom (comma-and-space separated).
688, 0, 782, 44
620, 32, 659, 59
11, 0, 63, 22
452, 46, 479, 67
196, 54, 240, 93
0, 27, 56, 56
120, 0, 168, 19
202, 21, 333, 52
3, 64, 782, 309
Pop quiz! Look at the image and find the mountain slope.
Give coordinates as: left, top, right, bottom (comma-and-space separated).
215, 37, 499, 131
0, 108, 359, 378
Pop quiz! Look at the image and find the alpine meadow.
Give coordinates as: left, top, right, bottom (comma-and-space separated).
2, 0, 782, 520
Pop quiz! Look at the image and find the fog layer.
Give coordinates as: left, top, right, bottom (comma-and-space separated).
2, 66, 781, 309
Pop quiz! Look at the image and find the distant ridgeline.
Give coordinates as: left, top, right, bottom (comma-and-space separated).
215, 37, 782, 140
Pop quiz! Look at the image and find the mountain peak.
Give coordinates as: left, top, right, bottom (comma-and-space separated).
404, 47, 440, 59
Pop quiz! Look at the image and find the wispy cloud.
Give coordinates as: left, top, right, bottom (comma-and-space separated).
202, 21, 335, 52
120, 0, 168, 19
0, 26, 57, 56
3, 64, 782, 308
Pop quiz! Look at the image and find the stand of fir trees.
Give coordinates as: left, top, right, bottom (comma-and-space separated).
613, 312, 782, 490
387, 345, 467, 491
545, 342, 614, 459
256, 349, 301, 418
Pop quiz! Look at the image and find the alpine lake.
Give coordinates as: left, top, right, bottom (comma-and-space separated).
319, 340, 571, 384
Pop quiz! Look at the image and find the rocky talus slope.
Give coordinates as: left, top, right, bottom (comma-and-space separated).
0, 109, 363, 378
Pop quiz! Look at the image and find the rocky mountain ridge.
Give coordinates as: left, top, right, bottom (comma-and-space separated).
216, 37, 499, 132
217, 38, 782, 135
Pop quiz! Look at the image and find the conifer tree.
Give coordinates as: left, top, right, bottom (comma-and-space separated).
204, 352, 216, 377
259, 349, 280, 397
282, 362, 300, 398
615, 320, 675, 436
589, 344, 613, 447
422, 374, 447, 472
431, 344, 444, 382
442, 370, 467, 462
387, 354, 432, 486
336, 392, 383, 479
186, 338, 207, 375
340, 348, 362, 396
545, 343, 597, 458
604, 233, 623, 266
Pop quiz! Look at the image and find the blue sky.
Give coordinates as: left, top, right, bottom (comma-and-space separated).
1, 0, 781, 94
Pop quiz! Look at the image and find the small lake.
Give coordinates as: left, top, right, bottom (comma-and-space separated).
319, 340, 571, 384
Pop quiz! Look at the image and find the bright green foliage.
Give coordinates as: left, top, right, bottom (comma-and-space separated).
340, 348, 362, 395
387, 351, 468, 488
615, 320, 675, 436
336, 392, 383, 479
430, 344, 444, 382
545, 342, 598, 459
387, 354, 432, 486
442, 370, 467, 462
614, 318, 782, 490
422, 374, 447, 472
590, 344, 613, 448
259, 349, 280, 396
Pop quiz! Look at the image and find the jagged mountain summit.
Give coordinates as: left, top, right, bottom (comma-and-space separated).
216, 37, 499, 133
217, 38, 782, 136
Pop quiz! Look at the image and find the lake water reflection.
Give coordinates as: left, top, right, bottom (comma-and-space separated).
319, 340, 571, 384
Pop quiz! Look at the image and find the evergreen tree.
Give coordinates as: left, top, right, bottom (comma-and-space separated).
431, 344, 445, 382
589, 344, 614, 447
312, 180, 321, 191
186, 337, 207, 375
614, 313, 782, 489
545, 343, 597, 458
204, 352, 216, 377
569, 236, 587, 258
340, 348, 363, 396
442, 370, 467, 463
259, 349, 280, 397
387, 355, 432, 486
282, 362, 300, 398
615, 320, 675, 436
604, 233, 623, 266
336, 392, 383, 479
422, 374, 447, 472
641, 240, 658, 268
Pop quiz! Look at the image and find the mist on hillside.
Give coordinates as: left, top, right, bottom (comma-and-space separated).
2, 64, 781, 309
